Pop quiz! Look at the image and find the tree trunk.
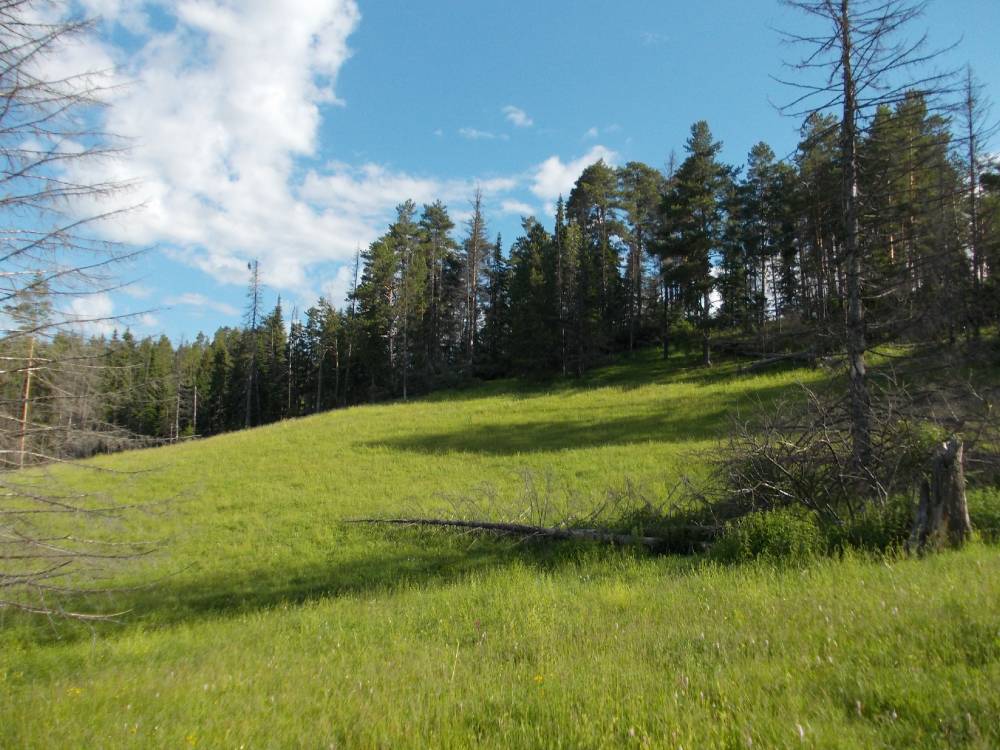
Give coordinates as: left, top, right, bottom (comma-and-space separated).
18, 336, 35, 468
661, 260, 670, 360
701, 290, 712, 367
839, 0, 873, 486
908, 438, 972, 552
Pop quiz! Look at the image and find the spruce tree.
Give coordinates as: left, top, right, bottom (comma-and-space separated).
660, 121, 733, 366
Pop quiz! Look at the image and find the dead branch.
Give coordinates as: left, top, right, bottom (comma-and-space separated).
346, 517, 716, 551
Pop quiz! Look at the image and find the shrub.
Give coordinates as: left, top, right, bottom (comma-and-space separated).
969, 488, 1000, 542
823, 497, 914, 553
711, 509, 824, 563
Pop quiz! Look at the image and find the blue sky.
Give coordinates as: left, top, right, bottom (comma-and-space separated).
73, 0, 1000, 341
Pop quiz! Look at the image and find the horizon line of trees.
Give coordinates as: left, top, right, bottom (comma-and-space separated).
6, 89, 1000, 450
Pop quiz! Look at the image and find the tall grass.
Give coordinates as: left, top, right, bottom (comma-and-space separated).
2, 351, 998, 748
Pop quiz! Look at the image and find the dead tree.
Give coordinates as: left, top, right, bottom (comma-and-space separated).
908, 437, 972, 551
462, 189, 489, 367
243, 260, 262, 428
777, 0, 956, 495
0, 0, 151, 620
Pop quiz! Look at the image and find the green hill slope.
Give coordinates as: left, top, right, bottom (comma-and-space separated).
3, 352, 999, 748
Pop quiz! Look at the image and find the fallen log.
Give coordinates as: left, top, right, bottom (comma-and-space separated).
346, 517, 707, 551
737, 351, 821, 374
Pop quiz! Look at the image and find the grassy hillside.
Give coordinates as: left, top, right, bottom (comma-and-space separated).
3, 351, 999, 748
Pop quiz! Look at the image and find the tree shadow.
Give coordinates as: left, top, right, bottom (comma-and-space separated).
366, 412, 727, 456
367, 377, 803, 456
411, 351, 715, 404
6, 527, 664, 647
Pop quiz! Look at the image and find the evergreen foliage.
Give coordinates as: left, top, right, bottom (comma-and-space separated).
11, 99, 997, 449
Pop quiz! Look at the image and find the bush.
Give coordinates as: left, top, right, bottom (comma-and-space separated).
969, 488, 1000, 542
823, 497, 914, 553
669, 317, 699, 354
711, 509, 824, 563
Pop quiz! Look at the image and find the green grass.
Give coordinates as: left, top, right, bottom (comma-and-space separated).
3, 350, 999, 748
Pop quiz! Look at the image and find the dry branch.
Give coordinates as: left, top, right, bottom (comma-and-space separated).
347, 517, 683, 550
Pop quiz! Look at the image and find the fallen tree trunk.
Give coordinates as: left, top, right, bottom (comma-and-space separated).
738, 352, 819, 374
346, 517, 715, 551
908, 437, 973, 552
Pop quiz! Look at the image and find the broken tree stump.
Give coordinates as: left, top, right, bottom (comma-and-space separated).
908, 437, 972, 552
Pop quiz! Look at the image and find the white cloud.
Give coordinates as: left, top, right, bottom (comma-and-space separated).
458, 127, 507, 141
300, 164, 518, 229
301, 163, 447, 221
75, 0, 364, 296
138, 313, 161, 330
583, 125, 621, 140
61, 1, 528, 310
640, 31, 669, 46
500, 199, 537, 216
79, 0, 150, 33
502, 105, 533, 128
166, 292, 240, 318
530, 145, 619, 205
321, 264, 359, 309
67, 293, 116, 336
121, 283, 154, 300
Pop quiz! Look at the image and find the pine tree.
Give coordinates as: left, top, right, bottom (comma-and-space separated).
352, 236, 396, 400
567, 160, 625, 353
660, 121, 733, 366
618, 163, 666, 351
481, 232, 510, 372
508, 218, 557, 372
460, 190, 490, 367
259, 299, 288, 422
418, 202, 458, 380
389, 201, 424, 399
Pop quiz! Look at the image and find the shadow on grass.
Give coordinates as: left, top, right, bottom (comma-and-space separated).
416, 350, 747, 404
367, 377, 802, 457
366, 411, 727, 455
5, 526, 676, 647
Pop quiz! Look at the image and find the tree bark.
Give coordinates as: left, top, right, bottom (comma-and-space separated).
839, 0, 873, 487
908, 438, 972, 552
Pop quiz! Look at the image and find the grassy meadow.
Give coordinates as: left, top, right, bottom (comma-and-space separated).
2, 351, 999, 748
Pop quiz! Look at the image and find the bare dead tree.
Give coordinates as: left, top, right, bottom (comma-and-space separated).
716, 366, 997, 549
243, 259, 261, 428
0, 0, 151, 620
462, 188, 488, 367
960, 67, 998, 338
776, 0, 957, 493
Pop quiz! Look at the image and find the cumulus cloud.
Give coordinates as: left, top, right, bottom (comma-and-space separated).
499, 199, 537, 217
77, 0, 365, 295
166, 292, 240, 318
458, 127, 507, 141
301, 164, 516, 226
530, 145, 619, 205
78, 0, 150, 32
121, 283, 154, 300
67, 293, 117, 336
321, 264, 360, 309
63, 1, 524, 308
502, 105, 533, 128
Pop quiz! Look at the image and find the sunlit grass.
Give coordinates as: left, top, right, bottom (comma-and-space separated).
2, 350, 998, 748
